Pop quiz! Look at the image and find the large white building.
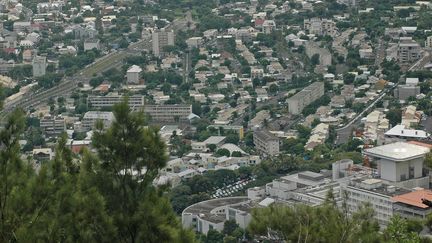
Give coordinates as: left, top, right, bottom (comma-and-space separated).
32, 56, 47, 77
126, 65, 142, 84
253, 130, 280, 156
152, 29, 175, 56
87, 93, 145, 109
364, 142, 430, 188
144, 104, 192, 122
287, 82, 325, 115
40, 115, 66, 137
304, 18, 337, 36
82, 111, 115, 131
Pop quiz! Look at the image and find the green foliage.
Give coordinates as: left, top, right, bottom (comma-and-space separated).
216, 148, 231, 157
0, 102, 196, 242
248, 199, 380, 242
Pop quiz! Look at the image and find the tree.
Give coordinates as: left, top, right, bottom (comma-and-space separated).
343, 73, 356, 84
225, 133, 239, 145
91, 100, 196, 242
311, 54, 320, 66
231, 151, 242, 157
216, 148, 231, 157
248, 196, 380, 242
387, 108, 402, 127
383, 215, 421, 243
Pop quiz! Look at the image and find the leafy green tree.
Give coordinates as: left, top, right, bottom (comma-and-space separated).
216, 148, 231, 157
384, 215, 421, 243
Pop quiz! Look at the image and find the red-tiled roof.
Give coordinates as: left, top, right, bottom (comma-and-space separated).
392, 190, 432, 209
407, 141, 432, 149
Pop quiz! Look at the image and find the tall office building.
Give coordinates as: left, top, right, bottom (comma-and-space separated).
152, 29, 175, 56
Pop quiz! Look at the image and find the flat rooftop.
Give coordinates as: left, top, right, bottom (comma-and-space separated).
364, 142, 430, 161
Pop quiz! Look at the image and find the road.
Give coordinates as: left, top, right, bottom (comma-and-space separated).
335, 86, 394, 145
335, 49, 432, 144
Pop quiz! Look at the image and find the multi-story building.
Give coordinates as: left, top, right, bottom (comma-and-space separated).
425, 36, 432, 48
87, 93, 145, 109
262, 20, 276, 34
40, 115, 66, 137
402, 105, 421, 128
341, 178, 410, 226
126, 65, 142, 84
84, 39, 100, 51
305, 123, 329, 150
364, 142, 430, 188
253, 130, 280, 156
13, 21, 31, 33
152, 29, 175, 56
144, 104, 192, 122
82, 111, 115, 131
287, 82, 324, 115
304, 18, 337, 36
398, 38, 421, 63
32, 56, 47, 77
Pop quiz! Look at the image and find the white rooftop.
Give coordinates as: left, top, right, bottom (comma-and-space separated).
385, 125, 429, 138
364, 142, 430, 161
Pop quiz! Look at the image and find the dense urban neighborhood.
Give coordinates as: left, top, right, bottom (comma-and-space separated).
3, 0, 432, 242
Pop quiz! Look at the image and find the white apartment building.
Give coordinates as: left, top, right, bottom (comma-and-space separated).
40, 115, 66, 137
126, 65, 142, 84
87, 93, 145, 109
144, 104, 192, 122
341, 178, 409, 226
305, 123, 329, 150
304, 18, 337, 36
82, 111, 115, 131
152, 29, 175, 56
253, 130, 280, 156
425, 36, 432, 48
32, 56, 47, 77
287, 82, 325, 115
398, 38, 421, 63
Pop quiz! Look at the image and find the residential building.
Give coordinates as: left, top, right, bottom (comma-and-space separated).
304, 18, 337, 36
144, 105, 192, 122
287, 82, 325, 115
33, 148, 54, 161
186, 37, 203, 48
398, 38, 421, 63
82, 111, 115, 131
363, 110, 389, 143
262, 20, 276, 34
341, 178, 410, 225
84, 39, 100, 51
87, 93, 145, 109
394, 83, 421, 102
253, 130, 280, 156
382, 125, 429, 144
40, 115, 66, 137
402, 105, 422, 128
426, 36, 432, 48
32, 56, 47, 77
126, 65, 142, 84
305, 123, 329, 150
13, 21, 31, 32
152, 29, 175, 56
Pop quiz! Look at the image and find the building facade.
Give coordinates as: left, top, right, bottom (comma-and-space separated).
287, 82, 325, 115
253, 130, 280, 156
152, 29, 175, 56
